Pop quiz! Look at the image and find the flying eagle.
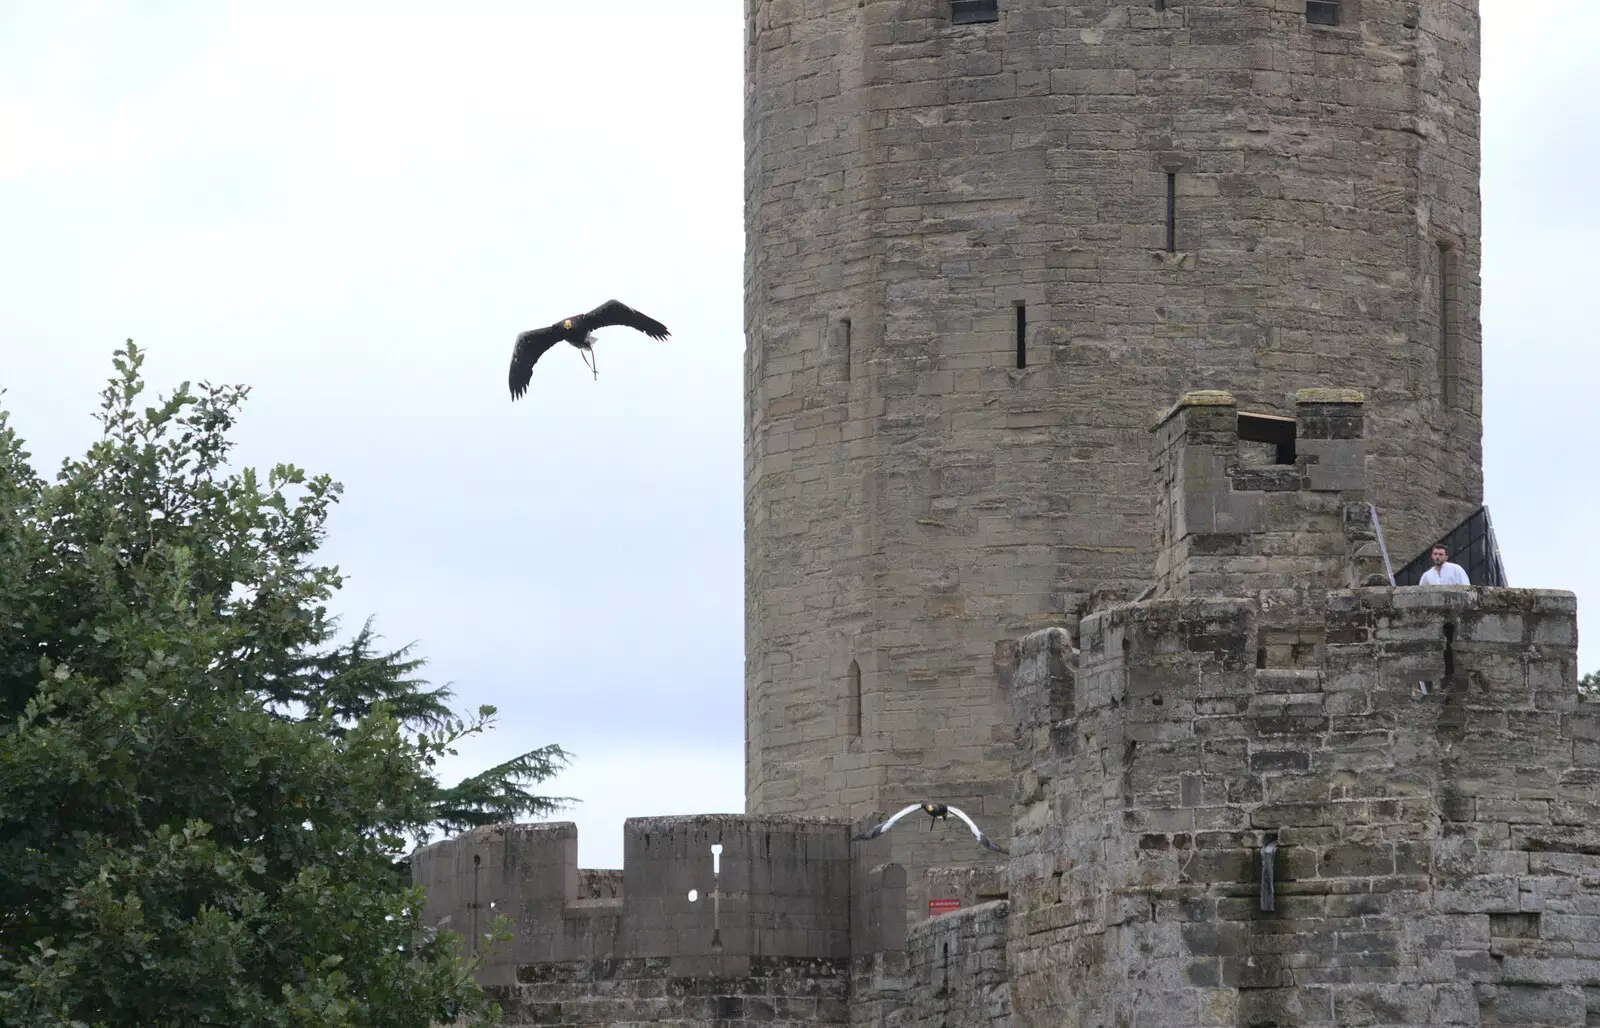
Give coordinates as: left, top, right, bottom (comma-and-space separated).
853, 802, 1008, 854
508, 299, 671, 399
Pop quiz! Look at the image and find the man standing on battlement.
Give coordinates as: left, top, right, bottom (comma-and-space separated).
1420, 544, 1471, 585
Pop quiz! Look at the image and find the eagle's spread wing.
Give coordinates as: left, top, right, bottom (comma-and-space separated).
575, 299, 670, 341
853, 803, 923, 841
947, 805, 1008, 854
509, 326, 565, 400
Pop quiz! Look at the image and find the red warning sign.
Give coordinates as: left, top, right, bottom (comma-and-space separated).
928, 897, 961, 916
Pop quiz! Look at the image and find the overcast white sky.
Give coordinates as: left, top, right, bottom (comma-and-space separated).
1, 1, 1594, 869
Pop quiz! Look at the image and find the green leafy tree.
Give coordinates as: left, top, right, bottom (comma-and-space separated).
0, 343, 570, 1027
1582, 670, 1598, 697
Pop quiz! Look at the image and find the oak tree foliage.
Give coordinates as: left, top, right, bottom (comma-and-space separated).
0, 342, 569, 1026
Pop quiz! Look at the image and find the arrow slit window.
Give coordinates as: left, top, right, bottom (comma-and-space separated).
1014, 302, 1027, 369
1166, 173, 1177, 252
1438, 242, 1459, 407
846, 661, 862, 737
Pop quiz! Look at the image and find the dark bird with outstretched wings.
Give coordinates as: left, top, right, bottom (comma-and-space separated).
853, 802, 1008, 854
508, 299, 670, 399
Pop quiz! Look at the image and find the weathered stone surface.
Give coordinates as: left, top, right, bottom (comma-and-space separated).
407, 0, 1600, 1020
853, 902, 1014, 1028
489, 955, 852, 1026
412, 815, 872, 989
1002, 405, 1591, 1028
743, 0, 1486, 923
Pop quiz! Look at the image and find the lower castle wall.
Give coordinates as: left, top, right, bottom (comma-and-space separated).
486, 955, 850, 1026
414, 587, 1592, 1026
851, 903, 1013, 1028
412, 814, 870, 989
411, 381, 1594, 1026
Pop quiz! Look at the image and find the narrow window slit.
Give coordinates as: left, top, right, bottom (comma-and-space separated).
1165, 173, 1177, 253
1014, 302, 1027, 368
840, 317, 852, 383
1259, 838, 1279, 912
1437, 243, 1457, 407
846, 660, 862, 737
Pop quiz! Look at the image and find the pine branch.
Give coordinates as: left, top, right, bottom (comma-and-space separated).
428, 744, 576, 837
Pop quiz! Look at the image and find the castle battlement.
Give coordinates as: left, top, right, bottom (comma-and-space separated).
413, 814, 907, 991
430, 355, 1590, 1026
1153, 387, 1387, 600
1001, 418, 1588, 1027
744, 0, 1486, 935
1006, 577, 1587, 1025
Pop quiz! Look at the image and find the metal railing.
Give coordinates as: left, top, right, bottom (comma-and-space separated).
1393, 505, 1510, 587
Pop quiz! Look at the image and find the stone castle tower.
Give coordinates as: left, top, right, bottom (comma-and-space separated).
743, 0, 1483, 909
418, 390, 1597, 1027
408, 5, 1600, 1021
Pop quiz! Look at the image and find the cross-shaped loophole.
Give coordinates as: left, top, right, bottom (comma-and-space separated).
689, 844, 724, 903
708, 844, 724, 947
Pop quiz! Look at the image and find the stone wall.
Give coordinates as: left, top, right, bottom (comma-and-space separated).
489, 956, 851, 1026
1152, 389, 1387, 600
743, 0, 1486, 920
1001, 384, 1598, 1026
417, 367, 1595, 1025
412, 815, 895, 985
411, 811, 1028, 1026
852, 903, 1014, 1028
1006, 584, 1594, 1028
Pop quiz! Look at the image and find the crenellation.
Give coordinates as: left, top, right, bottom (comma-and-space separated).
412, 815, 909, 1025
413, 0, 1581, 1019
996, 567, 1592, 1025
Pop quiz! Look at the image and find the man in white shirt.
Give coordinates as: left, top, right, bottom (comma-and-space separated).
1419, 544, 1470, 585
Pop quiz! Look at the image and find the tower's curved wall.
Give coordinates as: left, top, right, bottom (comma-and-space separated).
744, 0, 1482, 912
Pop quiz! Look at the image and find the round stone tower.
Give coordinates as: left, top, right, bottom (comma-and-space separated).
743, 0, 1482, 912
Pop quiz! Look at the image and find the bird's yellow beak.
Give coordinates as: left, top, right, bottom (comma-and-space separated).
563, 319, 573, 329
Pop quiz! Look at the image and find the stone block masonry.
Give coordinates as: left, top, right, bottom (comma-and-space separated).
1153, 388, 1388, 600
1005, 585, 1594, 1028
422, 379, 1594, 1024
1002, 390, 1599, 1026
412, 814, 901, 1026
497, 957, 851, 1027
745, 0, 1486, 921
852, 901, 1014, 1027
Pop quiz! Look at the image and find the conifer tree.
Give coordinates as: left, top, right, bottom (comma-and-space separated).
0, 342, 566, 1026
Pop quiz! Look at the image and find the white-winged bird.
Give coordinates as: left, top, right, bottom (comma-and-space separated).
853, 802, 1008, 854
508, 299, 671, 398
